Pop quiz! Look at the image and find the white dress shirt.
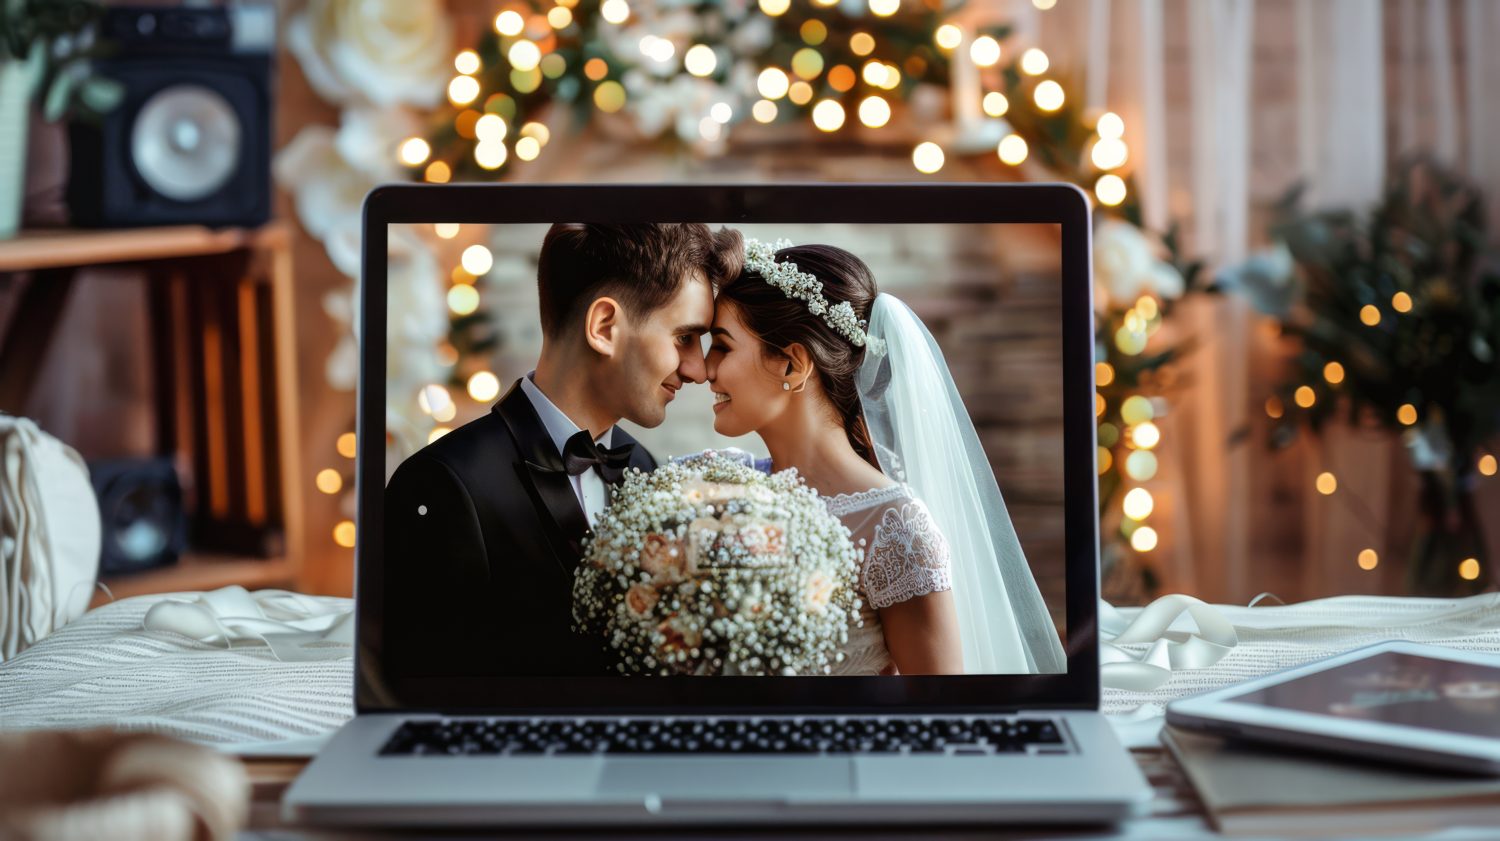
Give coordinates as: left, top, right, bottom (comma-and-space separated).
518, 373, 614, 526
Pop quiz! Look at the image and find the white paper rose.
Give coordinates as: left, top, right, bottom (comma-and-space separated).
1093, 220, 1185, 309
287, 0, 453, 109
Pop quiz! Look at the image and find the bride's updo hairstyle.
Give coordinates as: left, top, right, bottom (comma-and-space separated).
716, 244, 880, 468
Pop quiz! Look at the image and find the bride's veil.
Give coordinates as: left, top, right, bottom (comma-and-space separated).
858, 293, 1066, 674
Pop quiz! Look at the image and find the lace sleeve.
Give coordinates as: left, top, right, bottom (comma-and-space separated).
862, 498, 953, 610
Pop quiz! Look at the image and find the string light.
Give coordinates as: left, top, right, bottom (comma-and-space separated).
850, 32, 875, 56
698, 117, 722, 142
1096, 361, 1115, 386
1096, 111, 1125, 139
1294, 385, 1316, 408
912, 141, 944, 173
1392, 291, 1413, 312
334, 520, 357, 548
1091, 137, 1128, 170
1323, 361, 1345, 385
935, 24, 962, 50
398, 137, 431, 166
998, 134, 1028, 165
758, 67, 790, 99
1397, 403, 1418, 425
685, 44, 717, 76
1130, 526, 1158, 552
1020, 48, 1049, 75
584, 58, 609, 81
520, 122, 550, 145
982, 91, 1009, 117
1123, 488, 1154, 520
475, 114, 507, 142
1114, 323, 1146, 355
515, 136, 541, 161
435, 223, 460, 239
315, 469, 342, 495
1358, 549, 1378, 570
1480, 454, 1498, 476
424, 161, 451, 183
1359, 304, 1381, 326
447, 75, 480, 106
760, 0, 791, 15
708, 102, 733, 124
859, 95, 891, 127
788, 81, 814, 105
1033, 0, 1057, 8
1033, 80, 1064, 111
336, 432, 357, 459
461, 244, 494, 275
594, 80, 626, 112
801, 20, 827, 45
1095, 174, 1127, 206
547, 6, 572, 28
1096, 394, 1106, 417
791, 48, 824, 80
448, 284, 480, 315
752, 99, 778, 122
868, 0, 899, 16
829, 65, 856, 91
1265, 396, 1284, 418
1121, 395, 1154, 425
1125, 450, 1158, 481
969, 35, 1001, 67
428, 427, 452, 444
601, 0, 630, 23
1316, 471, 1337, 495
467, 371, 501, 402
1132, 421, 1160, 449
812, 99, 846, 131
1459, 558, 1481, 581
454, 50, 481, 75
494, 10, 524, 35
1098, 447, 1112, 474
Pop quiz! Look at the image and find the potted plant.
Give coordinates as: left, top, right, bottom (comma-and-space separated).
0, 0, 122, 238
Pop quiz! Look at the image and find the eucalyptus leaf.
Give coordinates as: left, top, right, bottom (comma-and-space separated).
41, 61, 74, 121
77, 73, 119, 112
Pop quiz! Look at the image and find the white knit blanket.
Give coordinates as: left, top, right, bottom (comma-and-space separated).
1, 591, 1496, 754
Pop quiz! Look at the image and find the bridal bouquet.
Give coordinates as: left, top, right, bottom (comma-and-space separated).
572, 452, 862, 676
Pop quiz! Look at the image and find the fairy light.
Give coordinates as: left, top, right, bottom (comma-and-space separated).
1096, 111, 1125, 139
812, 99, 846, 131
1121, 395, 1154, 425
511, 68, 542, 93
475, 114, 507, 142
791, 48, 824, 80
859, 95, 891, 128
935, 24, 962, 50
461, 244, 494, 276
1316, 471, 1337, 495
448, 284, 480, 315
1125, 450, 1158, 481
801, 20, 827, 45
828, 65, 856, 91
862, 61, 888, 87
912, 141, 944, 173
1020, 48, 1049, 75
685, 44, 717, 77
760, 0, 791, 15
1360, 304, 1381, 326
467, 371, 501, 402
997, 134, 1028, 165
1397, 403, 1418, 425
601, 0, 630, 22
1091, 137, 1128, 170
698, 117, 722, 142
1095, 174, 1127, 206
869, 0, 899, 16
1096, 394, 1106, 417
494, 10, 524, 35
758, 67, 790, 99
1096, 361, 1115, 386
1358, 549, 1378, 570
1480, 454, 1498, 476
639, 35, 675, 63
454, 50, 481, 75
1033, 0, 1057, 8
428, 427, 452, 444
1136, 296, 1159, 319
970, 35, 1001, 67
594, 80, 626, 112
447, 75, 480, 106
1265, 396, 1284, 419
1123, 488, 1155, 520
584, 58, 609, 81
1132, 421, 1160, 449
434, 223, 460, 239
982, 91, 1009, 117
336, 432, 357, 459
1294, 385, 1316, 408
1098, 447, 1112, 474
520, 122, 550, 145
1033, 80, 1064, 111
315, 469, 342, 495
1459, 558, 1481, 581
1392, 291, 1413, 313
424, 161, 451, 183
398, 137, 431, 166
850, 32, 875, 56
515, 136, 541, 161
1130, 526, 1158, 552
334, 520, 356, 548
788, 81, 814, 105
1114, 324, 1146, 355
752, 99, 778, 122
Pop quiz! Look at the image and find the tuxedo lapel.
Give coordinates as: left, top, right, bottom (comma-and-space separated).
493, 381, 590, 575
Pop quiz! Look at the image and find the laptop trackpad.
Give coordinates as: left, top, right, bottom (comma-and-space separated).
599, 758, 854, 801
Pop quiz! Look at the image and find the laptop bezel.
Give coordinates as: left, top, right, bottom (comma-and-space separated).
355, 183, 1099, 714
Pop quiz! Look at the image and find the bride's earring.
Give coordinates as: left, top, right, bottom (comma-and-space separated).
782, 382, 791, 391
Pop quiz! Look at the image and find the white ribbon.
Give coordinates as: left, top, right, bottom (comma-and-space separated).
142, 586, 353, 662
1099, 594, 1239, 691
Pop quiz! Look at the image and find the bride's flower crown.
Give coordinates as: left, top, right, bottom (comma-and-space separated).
744, 238, 881, 351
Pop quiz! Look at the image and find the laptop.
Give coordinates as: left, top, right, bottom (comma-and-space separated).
283, 183, 1151, 827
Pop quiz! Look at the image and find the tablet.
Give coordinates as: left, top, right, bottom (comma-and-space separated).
1166, 641, 1500, 775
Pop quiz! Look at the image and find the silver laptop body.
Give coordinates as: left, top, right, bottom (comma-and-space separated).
284, 183, 1152, 828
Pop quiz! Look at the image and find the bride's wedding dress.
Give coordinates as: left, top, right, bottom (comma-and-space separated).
824, 484, 953, 676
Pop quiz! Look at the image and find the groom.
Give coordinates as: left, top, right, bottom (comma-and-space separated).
384, 223, 743, 676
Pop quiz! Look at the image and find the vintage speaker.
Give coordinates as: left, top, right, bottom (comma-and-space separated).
67, 4, 275, 228
90, 457, 188, 576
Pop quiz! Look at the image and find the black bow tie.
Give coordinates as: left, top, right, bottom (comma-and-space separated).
561, 430, 635, 484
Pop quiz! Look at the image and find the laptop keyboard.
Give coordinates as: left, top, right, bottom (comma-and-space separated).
380, 717, 1067, 757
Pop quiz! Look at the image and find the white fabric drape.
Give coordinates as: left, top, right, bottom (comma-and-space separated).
1464, 0, 1500, 239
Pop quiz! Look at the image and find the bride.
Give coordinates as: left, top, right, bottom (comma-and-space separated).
704, 238, 1065, 676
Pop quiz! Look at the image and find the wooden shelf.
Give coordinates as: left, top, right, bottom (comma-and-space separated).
91, 553, 296, 607
0, 223, 288, 273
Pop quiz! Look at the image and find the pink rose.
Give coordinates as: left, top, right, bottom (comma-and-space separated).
625, 583, 659, 618
638, 534, 686, 578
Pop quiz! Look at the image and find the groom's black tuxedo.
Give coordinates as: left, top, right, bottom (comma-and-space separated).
383, 379, 656, 676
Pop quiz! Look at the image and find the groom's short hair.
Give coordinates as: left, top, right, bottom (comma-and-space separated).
536, 223, 743, 338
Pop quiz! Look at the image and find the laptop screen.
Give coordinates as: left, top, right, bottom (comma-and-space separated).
360, 185, 1097, 711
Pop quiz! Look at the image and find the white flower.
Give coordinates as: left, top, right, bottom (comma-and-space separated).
335, 106, 427, 181
1092, 220, 1185, 307
272, 125, 371, 242
286, 0, 453, 108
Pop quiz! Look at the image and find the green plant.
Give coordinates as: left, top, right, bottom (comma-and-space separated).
1, 0, 122, 120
